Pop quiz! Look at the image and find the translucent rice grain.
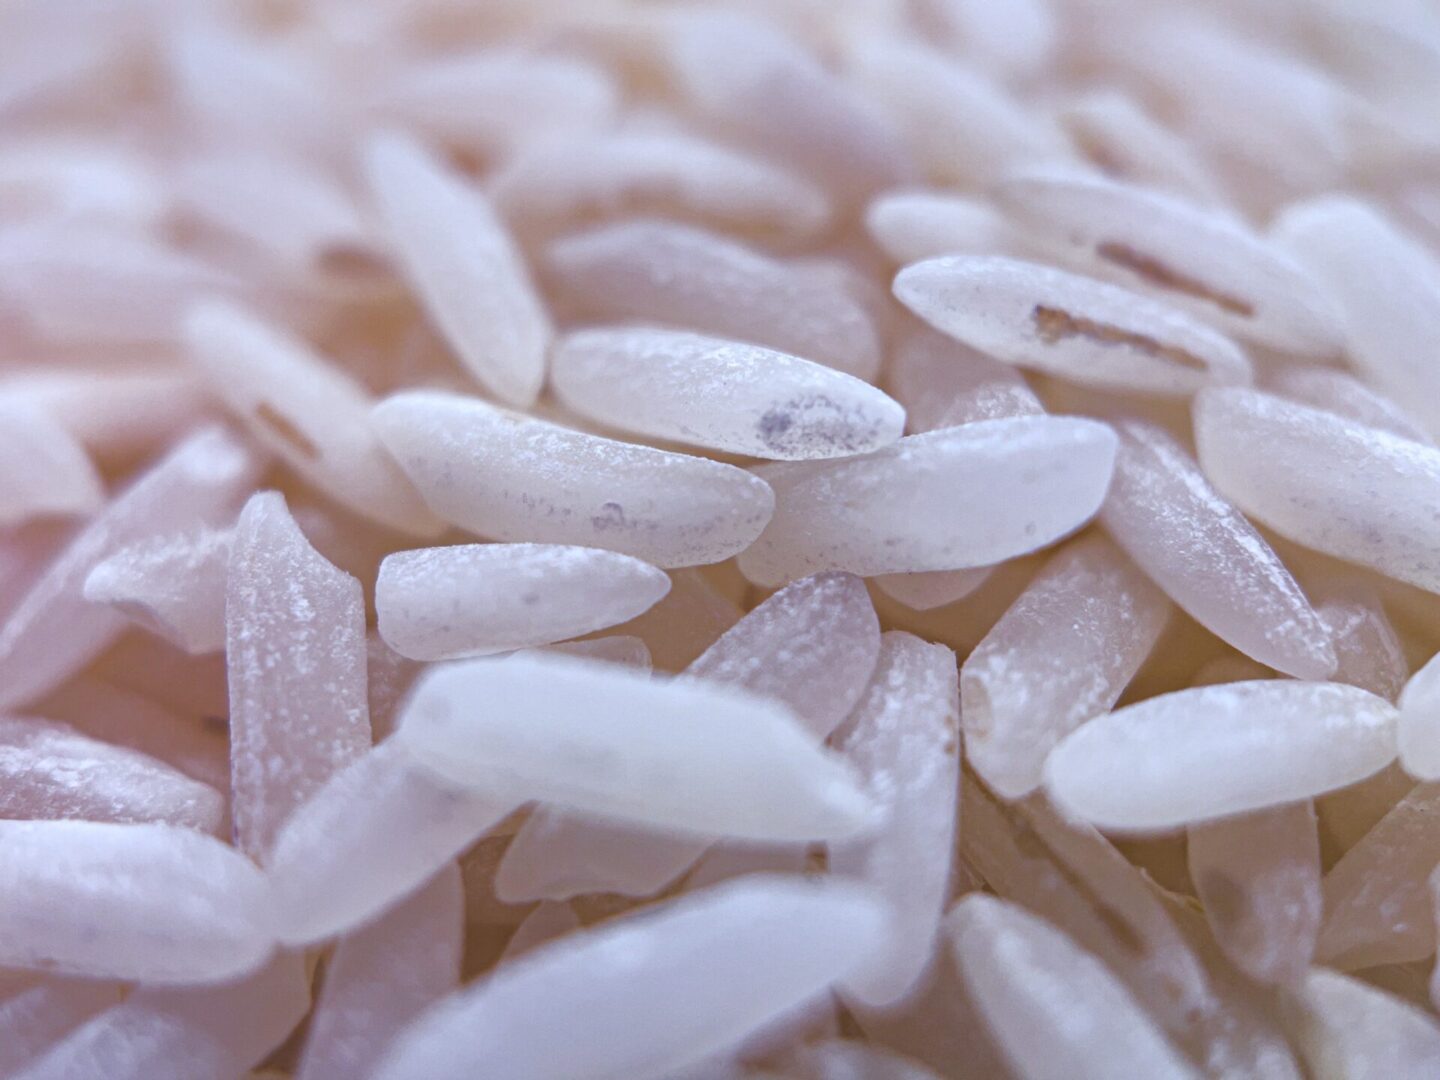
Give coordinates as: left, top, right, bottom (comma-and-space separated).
662, 8, 911, 204
296, 866, 463, 1080
865, 190, 1017, 265
0, 426, 261, 711
894, 256, 1252, 396
267, 740, 513, 947
994, 170, 1342, 355
738, 416, 1117, 585
1273, 196, 1440, 439
873, 569, 993, 612
1318, 783, 1440, 969
962, 533, 1170, 798
369, 877, 887, 1080
498, 572, 879, 901
551, 328, 905, 460
1101, 420, 1336, 679
1194, 387, 1440, 593
1399, 652, 1440, 779
831, 632, 959, 1008
184, 301, 443, 538
1187, 802, 1321, 985
399, 652, 875, 842
887, 326, 1044, 433
1046, 681, 1399, 831
0, 977, 122, 1077
1267, 367, 1433, 447
846, 38, 1070, 188
372, 390, 775, 568
947, 895, 1201, 1080
226, 491, 370, 859
375, 51, 619, 157
1288, 968, 1440, 1079
489, 131, 831, 243
0, 402, 102, 526
377, 543, 669, 661
0, 717, 224, 833
545, 219, 882, 380
1056, 91, 1227, 207
365, 133, 551, 407
0, 819, 275, 983
83, 527, 230, 654
13, 954, 309, 1080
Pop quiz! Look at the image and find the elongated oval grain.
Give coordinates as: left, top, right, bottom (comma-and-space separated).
1194, 387, 1440, 593
0, 426, 262, 711
947, 895, 1200, 1080
1101, 420, 1335, 678
832, 632, 959, 1008
995, 170, 1342, 354
866, 190, 1017, 264
1317, 783, 1440, 970
545, 219, 881, 380
1274, 196, 1440, 439
1046, 681, 1399, 830
84, 527, 229, 655
372, 390, 774, 568
267, 740, 513, 947
489, 131, 831, 243
1187, 802, 1321, 985
0, 402, 102, 527
1288, 969, 1440, 1079
296, 866, 463, 1080
377, 543, 669, 661
895, 256, 1252, 396
0, 819, 275, 983
0, 717, 223, 833
184, 300, 442, 537
738, 416, 1116, 586
226, 492, 370, 859
497, 572, 880, 901
370, 877, 887, 1080
365, 133, 550, 407
1398, 652, 1440, 781
397, 653, 875, 842
962, 533, 1170, 799
14, 954, 309, 1080
552, 328, 904, 460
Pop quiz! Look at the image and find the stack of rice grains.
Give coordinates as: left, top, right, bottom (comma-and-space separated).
3, 0, 1440, 1076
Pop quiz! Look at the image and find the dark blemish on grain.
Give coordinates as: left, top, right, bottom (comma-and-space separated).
255, 402, 321, 459
1032, 304, 1210, 372
592, 501, 626, 531
1097, 241, 1255, 317
520, 592, 540, 606
758, 408, 794, 443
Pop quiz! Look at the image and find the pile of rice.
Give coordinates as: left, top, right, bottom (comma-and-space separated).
4, 0, 1440, 1075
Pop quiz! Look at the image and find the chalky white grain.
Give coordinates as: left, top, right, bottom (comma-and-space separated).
376, 543, 669, 661
1289, 969, 1440, 1079
1046, 681, 1399, 830
83, 527, 230, 654
373, 390, 774, 568
551, 328, 905, 460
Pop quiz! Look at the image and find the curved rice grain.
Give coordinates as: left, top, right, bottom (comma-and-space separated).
184, 301, 443, 537
376, 543, 670, 661
545, 219, 882, 380
895, 256, 1252, 396
865, 190, 1019, 264
1045, 681, 1399, 831
83, 527, 230, 655
1399, 652, 1440, 780
0, 819, 276, 984
947, 895, 1201, 1080
365, 132, 551, 408
738, 415, 1117, 585
1100, 420, 1337, 679
1194, 387, 1440, 593
0, 402, 103, 527
1288, 969, 1440, 1079
368, 877, 887, 1080
994, 169, 1342, 355
551, 328, 905, 460
488, 131, 832, 243
372, 390, 775, 568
